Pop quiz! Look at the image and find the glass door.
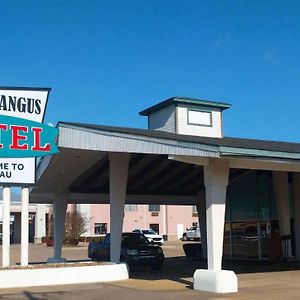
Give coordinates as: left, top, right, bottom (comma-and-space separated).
226, 220, 276, 260
231, 221, 259, 259
258, 221, 271, 259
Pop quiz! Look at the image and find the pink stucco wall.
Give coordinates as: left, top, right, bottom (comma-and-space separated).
89, 204, 110, 233
167, 205, 199, 235
89, 204, 199, 239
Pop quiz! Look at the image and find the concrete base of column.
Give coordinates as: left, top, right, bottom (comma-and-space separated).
193, 269, 238, 293
47, 257, 67, 263
34, 237, 43, 244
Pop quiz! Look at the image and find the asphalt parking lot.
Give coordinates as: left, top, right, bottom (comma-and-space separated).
0, 240, 187, 265
0, 241, 299, 299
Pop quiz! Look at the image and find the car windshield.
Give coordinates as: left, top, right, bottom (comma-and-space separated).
142, 229, 156, 235
122, 233, 149, 246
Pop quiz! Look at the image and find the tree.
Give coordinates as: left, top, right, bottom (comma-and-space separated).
63, 211, 86, 245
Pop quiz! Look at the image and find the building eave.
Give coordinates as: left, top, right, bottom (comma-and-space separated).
220, 146, 300, 160
139, 96, 232, 116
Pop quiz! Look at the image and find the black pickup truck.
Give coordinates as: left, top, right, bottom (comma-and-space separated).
88, 232, 164, 270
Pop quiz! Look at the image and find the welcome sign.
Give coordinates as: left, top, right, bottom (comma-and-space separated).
0, 87, 58, 184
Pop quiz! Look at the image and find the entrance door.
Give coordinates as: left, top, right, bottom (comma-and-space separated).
230, 220, 271, 260
177, 224, 184, 240
231, 221, 259, 259
258, 221, 271, 259
150, 223, 159, 234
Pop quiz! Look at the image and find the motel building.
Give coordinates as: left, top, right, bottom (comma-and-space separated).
77, 203, 200, 241
0, 192, 49, 244
2, 96, 300, 293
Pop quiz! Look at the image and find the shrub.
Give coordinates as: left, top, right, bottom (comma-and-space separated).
63, 211, 86, 245
79, 236, 105, 243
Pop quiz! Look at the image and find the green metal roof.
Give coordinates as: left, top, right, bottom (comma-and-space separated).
139, 96, 231, 116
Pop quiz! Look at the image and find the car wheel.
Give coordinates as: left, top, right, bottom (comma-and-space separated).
120, 255, 126, 263
91, 252, 98, 261
182, 234, 188, 241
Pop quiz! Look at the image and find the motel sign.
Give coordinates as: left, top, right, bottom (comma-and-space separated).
0, 115, 58, 158
0, 87, 57, 184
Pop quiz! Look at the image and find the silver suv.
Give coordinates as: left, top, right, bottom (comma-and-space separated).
182, 226, 201, 241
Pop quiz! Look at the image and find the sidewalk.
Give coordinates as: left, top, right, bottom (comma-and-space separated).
0, 242, 299, 299
0, 268, 299, 300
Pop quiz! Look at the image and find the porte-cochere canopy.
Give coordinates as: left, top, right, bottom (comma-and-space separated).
30, 120, 300, 294
31, 121, 300, 204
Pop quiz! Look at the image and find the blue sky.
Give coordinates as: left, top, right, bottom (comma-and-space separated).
0, 0, 300, 142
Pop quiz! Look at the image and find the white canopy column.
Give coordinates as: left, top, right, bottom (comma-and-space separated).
273, 171, 292, 258
34, 204, 46, 244
2, 187, 11, 267
194, 158, 237, 293
48, 193, 68, 263
21, 187, 29, 266
109, 152, 130, 263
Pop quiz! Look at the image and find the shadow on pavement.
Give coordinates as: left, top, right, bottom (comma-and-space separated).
129, 255, 300, 289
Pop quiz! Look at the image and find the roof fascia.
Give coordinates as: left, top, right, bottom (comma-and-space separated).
220, 146, 300, 160
58, 124, 219, 156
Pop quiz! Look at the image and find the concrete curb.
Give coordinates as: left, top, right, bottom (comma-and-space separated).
0, 263, 129, 289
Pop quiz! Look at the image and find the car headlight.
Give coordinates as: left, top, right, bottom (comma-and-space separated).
157, 247, 163, 254
126, 249, 139, 255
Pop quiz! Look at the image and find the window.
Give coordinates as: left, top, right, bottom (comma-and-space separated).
149, 204, 160, 212
94, 223, 107, 235
124, 204, 138, 212
150, 224, 160, 234
187, 109, 212, 127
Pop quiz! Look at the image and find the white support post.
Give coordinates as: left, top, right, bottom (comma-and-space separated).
196, 190, 207, 258
193, 159, 237, 293
2, 186, 11, 267
21, 187, 29, 266
204, 159, 229, 271
109, 152, 130, 263
273, 171, 292, 258
47, 194, 68, 263
34, 204, 46, 244
292, 172, 300, 260
205, 184, 227, 270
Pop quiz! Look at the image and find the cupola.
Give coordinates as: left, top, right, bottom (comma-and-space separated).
139, 97, 231, 138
